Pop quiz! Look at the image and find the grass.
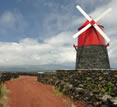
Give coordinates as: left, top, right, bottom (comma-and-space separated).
54, 87, 63, 96
64, 97, 76, 107
0, 83, 10, 107
54, 87, 76, 107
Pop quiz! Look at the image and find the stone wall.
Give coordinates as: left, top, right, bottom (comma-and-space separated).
75, 45, 110, 69
37, 72, 57, 85
0, 72, 19, 83
18, 72, 38, 76
37, 69, 117, 107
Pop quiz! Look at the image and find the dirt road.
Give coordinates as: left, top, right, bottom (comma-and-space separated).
5, 76, 86, 107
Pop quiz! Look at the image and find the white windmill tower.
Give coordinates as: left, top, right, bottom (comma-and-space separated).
73, 5, 112, 69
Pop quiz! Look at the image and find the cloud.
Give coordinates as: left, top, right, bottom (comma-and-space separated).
45, 32, 75, 46
0, 11, 16, 34
0, 11, 16, 27
42, 1, 84, 38
0, 10, 28, 35
42, 0, 117, 67
0, 0, 116, 68
0, 32, 76, 66
41, 0, 110, 38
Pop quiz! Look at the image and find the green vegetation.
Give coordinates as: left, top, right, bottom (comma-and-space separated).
85, 77, 113, 95
54, 87, 75, 107
86, 77, 92, 90
54, 87, 64, 96
107, 82, 113, 95
0, 83, 10, 107
96, 82, 113, 95
64, 97, 76, 107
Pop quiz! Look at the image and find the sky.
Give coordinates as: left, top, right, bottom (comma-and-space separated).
0, 0, 116, 68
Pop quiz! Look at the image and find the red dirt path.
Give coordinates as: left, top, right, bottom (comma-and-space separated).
5, 76, 86, 107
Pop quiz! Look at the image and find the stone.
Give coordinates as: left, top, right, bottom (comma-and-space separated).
0, 72, 19, 83
101, 95, 112, 102
79, 84, 84, 88
75, 88, 87, 94
37, 70, 117, 107
93, 101, 102, 106
99, 76, 103, 80
110, 97, 117, 105
75, 45, 110, 69
114, 75, 117, 78
68, 84, 73, 89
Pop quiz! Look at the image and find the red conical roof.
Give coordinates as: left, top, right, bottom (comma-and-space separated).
77, 20, 106, 47
78, 20, 103, 30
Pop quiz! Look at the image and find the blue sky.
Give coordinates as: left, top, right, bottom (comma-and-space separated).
0, 0, 117, 68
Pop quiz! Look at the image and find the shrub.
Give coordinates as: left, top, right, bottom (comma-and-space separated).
0, 83, 10, 107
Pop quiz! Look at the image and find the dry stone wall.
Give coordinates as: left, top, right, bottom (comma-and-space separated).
0, 72, 19, 83
37, 72, 57, 85
37, 69, 117, 107
75, 45, 110, 69
18, 72, 38, 76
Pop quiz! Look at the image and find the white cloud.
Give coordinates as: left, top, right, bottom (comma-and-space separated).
0, 11, 15, 26
45, 32, 75, 46
43, 0, 117, 67
0, 32, 76, 66
0, 10, 28, 34
0, 11, 16, 31
0, 0, 116, 68
42, 1, 84, 38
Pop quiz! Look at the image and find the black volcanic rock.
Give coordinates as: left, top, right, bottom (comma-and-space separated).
75, 45, 110, 69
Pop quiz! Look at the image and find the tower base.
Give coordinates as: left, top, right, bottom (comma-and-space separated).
75, 45, 110, 69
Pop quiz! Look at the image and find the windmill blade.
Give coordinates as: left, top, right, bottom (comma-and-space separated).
76, 5, 92, 21
95, 8, 112, 22
73, 23, 91, 38
93, 24, 110, 42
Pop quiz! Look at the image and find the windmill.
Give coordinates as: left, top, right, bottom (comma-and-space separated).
73, 5, 112, 69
